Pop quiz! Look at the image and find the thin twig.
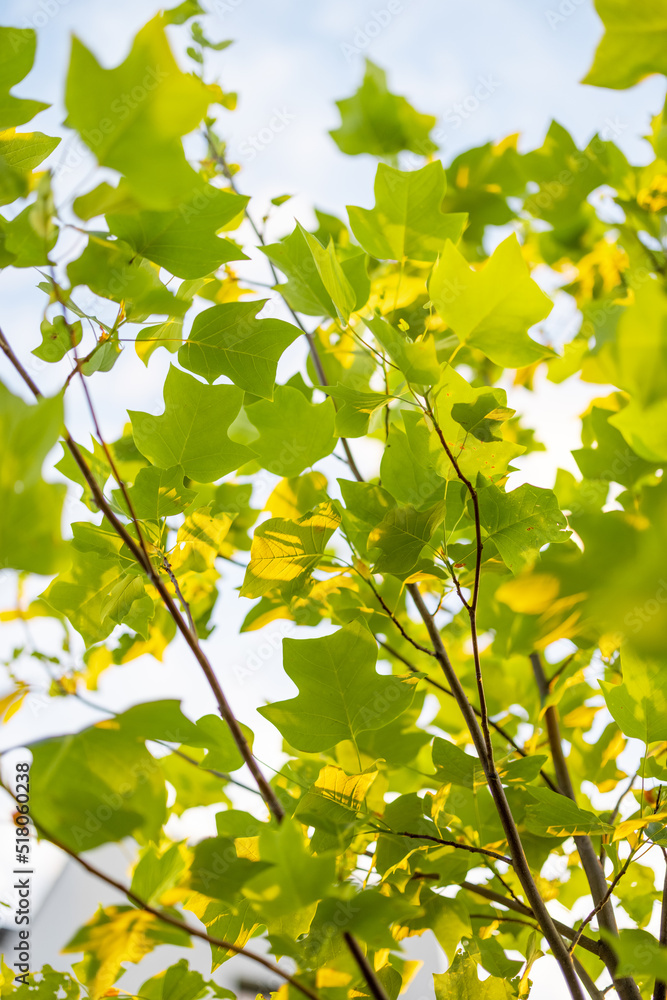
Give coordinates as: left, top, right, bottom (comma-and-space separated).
343, 933, 390, 1000
395, 829, 513, 865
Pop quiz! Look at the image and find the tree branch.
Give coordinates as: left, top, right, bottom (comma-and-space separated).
653, 848, 667, 1000
394, 829, 513, 865
343, 933, 390, 1000
530, 652, 640, 1000
408, 584, 586, 1000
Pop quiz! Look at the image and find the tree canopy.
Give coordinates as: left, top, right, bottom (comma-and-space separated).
2, 2, 667, 999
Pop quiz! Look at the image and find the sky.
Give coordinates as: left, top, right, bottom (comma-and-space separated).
0, 1, 666, 996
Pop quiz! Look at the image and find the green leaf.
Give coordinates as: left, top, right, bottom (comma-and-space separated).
130, 843, 187, 906
330, 59, 437, 158
244, 384, 336, 476
65, 17, 218, 208
297, 223, 358, 324
432, 737, 481, 789
582, 0, 667, 89
178, 299, 299, 397
322, 383, 392, 437
477, 482, 570, 573
181, 713, 250, 773
241, 500, 340, 599
107, 187, 248, 279
0, 383, 65, 575
0, 203, 57, 268
67, 237, 189, 321
369, 501, 446, 575
130, 366, 251, 482
30, 721, 167, 852
600, 644, 667, 744
348, 161, 467, 262
189, 835, 269, 901
524, 787, 612, 837
259, 620, 414, 752
0, 28, 49, 129
366, 314, 441, 384
138, 961, 224, 1000
609, 928, 667, 980
243, 819, 335, 927
261, 224, 336, 318
32, 315, 82, 363
0, 129, 59, 186
164, 0, 206, 24
429, 234, 554, 367
451, 391, 515, 443
113, 465, 196, 520
434, 954, 516, 999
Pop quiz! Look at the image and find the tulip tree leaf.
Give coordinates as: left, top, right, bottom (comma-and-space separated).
241, 501, 341, 599
29, 720, 167, 852
113, 465, 197, 520
106, 187, 248, 279
259, 620, 414, 752
366, 314, 441, 384
582, 0, 667, 89
601, 645, 667, 744
63, 907, 189, 1000
0, 28, 49, 129
434, 954, 516, 1000
370, 501, 446, 575
244, 385, 336, 476
348, 161, 467, 262
68, 237, 190, 321
0, 384, 66, 575
65, 16, 218, 208
524, 787, 613, 837
429, 234, 554, 367
178, 299, 300, 397
130, 366, 252, 482
261, 224, 336, 318
330, 59, 437, 158
477, 482, 570, 573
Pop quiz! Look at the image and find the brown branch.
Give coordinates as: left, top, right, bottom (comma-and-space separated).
343, 933, 390, 1000
364, 578, 436, 659
653, 848, 667, 1000
0, 326, 284, 825
530, 652, 640, 1000
570, 852, 634, 956
394, 829, 512, 865
408, 584, 586, 1000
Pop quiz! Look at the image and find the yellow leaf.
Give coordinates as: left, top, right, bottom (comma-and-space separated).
613, 812, 667, 842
